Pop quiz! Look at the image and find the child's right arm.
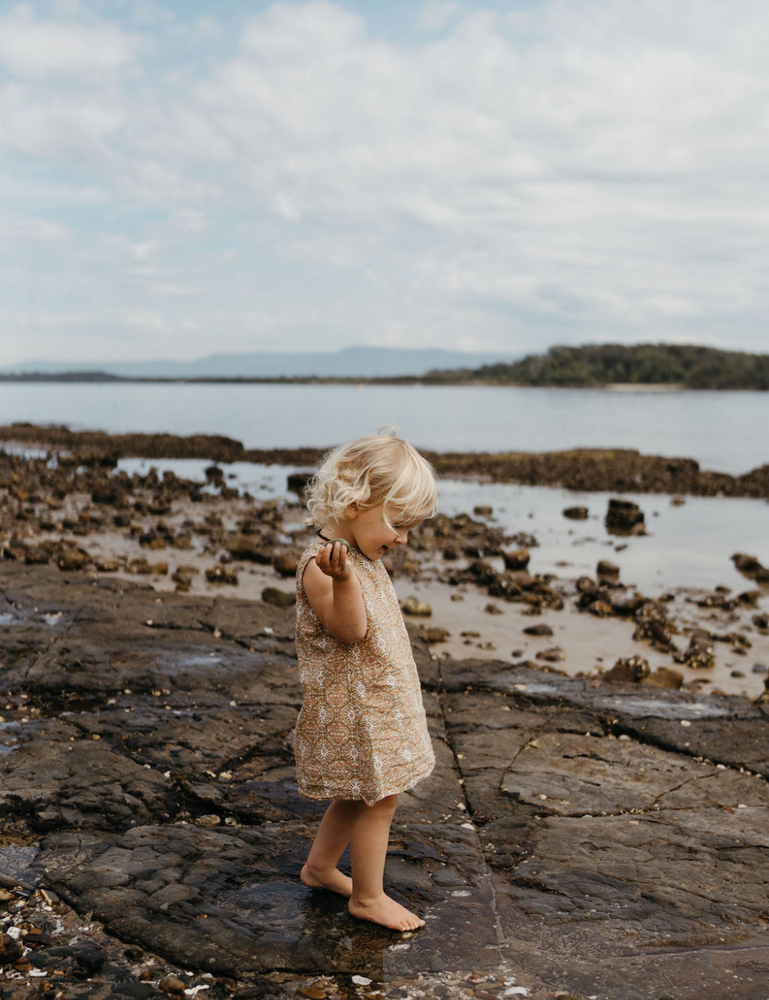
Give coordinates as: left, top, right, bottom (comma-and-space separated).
302, 541, 367, 643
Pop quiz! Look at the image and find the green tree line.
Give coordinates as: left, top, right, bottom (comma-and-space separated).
423, 343, 769, 389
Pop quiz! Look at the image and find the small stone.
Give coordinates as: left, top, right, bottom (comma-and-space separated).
261, 586, 296, 608
420, 626, 449, 643
75, 946, 106, 972
273, 549, 302, 577
96, 558, 121, 572
0, 932, 23, 963
673, 632, 715, 670
227, 534, 274, 563
605, 655, 650, 683
206, 565, 238, 585
642, 667, 684, 690
57, 547, 91, 571
298, 988, 327, 999
522, 624, 553, 636
160, 974, 186, 994
563, 506, 589, 520
605, 498, 645, 535
535, 646, 565, 663
732, 552, 764, 575
401, 596, 432, 617
484, 603, 502, 615
502, 548, 530, 571
195, 814, 222, 827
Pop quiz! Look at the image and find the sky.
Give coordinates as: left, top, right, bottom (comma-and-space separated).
1, 0, 768, 365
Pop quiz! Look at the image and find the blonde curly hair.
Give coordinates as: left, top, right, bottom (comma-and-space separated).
305, 429, 437, 528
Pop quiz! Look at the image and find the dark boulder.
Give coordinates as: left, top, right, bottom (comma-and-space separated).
605, 499, 645, 535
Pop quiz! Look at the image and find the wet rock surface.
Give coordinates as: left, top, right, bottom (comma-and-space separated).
1, 564, 769, 999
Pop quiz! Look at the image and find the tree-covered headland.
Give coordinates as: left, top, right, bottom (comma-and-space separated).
424, 343, 769, 389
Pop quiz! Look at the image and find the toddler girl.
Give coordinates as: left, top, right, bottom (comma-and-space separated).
294, 431, 437, 932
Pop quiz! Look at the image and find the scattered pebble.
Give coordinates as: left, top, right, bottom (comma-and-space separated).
522, 624, 553, 636
401, 596, 432, 617
160, 974, 187, 994
194, 814, 222, 827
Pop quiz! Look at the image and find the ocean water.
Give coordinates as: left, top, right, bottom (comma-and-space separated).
0, 382, 767, 474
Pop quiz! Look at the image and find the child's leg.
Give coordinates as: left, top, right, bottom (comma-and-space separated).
347, 793, 425, 932
301, 798, 358, 897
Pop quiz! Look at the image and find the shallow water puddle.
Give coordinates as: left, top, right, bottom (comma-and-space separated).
0, 844, 40, 885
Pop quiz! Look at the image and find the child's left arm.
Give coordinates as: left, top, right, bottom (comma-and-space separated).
302, 541, 368, 643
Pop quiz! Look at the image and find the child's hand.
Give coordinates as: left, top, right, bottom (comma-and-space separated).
316, 541, 352, 580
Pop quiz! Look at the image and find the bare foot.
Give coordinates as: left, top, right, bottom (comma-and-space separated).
300, 863, 353, 898
348, 893, 425, 932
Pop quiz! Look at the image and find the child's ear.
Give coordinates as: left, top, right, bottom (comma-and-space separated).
344, 503, 360, 520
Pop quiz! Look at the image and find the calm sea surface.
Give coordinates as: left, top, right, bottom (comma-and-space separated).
0, 382, 767, 474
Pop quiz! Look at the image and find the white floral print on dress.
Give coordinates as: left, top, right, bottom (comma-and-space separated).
294, 539, 435, 806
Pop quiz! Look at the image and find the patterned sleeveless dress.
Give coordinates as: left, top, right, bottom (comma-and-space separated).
294, 538, 435, 806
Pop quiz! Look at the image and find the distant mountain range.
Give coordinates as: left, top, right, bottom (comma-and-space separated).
1, 346, 521, 380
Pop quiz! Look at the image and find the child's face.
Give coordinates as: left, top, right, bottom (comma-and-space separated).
346, 504, 421, 561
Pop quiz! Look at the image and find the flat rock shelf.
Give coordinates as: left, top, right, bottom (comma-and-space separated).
1, 563, 768, 1000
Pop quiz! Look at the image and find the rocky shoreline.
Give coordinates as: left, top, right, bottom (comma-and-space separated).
2, 432, 769, 999
1, 433, 767, 698
2, 423, 769, 498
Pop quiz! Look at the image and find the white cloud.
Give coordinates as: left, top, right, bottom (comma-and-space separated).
0, 5, 138, 79
0, 83, 125, 158
3, 0, 769, 363
416, 2, 463, 33
0, 207, 69, 242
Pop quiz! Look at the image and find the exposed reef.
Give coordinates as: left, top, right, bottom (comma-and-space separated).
2, 423, 769, 498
